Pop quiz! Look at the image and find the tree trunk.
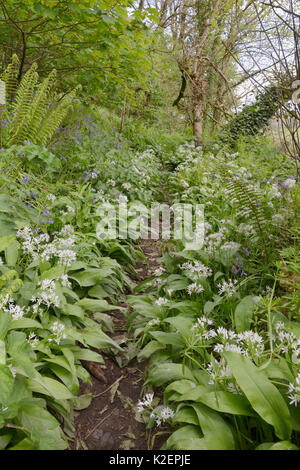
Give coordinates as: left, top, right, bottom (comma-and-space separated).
193, 97, 204, 146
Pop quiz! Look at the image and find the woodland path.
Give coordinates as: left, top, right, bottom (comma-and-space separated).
72, 164, 172, 450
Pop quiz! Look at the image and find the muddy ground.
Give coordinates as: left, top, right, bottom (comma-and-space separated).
72, 240, 170, 450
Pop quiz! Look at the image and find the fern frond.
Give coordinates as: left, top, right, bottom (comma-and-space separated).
23, 69, 57, 143
8, 64, 39, 145
35, 86, 80, 146
219, 166, 269, 259
1, 56, 79, 148
0, 54, 19, 104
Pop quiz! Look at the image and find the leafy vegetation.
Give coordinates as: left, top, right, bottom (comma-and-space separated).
0, 0, 299, 452
129, 140, 300, 450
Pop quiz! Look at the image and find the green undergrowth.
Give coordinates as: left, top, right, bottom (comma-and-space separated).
0, 106, 299, 451
127, 139, 300, 450
0, 110, 171, 449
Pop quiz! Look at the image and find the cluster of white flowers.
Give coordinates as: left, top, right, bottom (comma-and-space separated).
146, 318, 160, 328
181, 260, 212, 280
122, 183, 131, 190
288, 373, 300, 406
192, 316, 216, 341
90, 170, 98, 179
155, 297, 169, 307
205, 228, 228, 253
153, 266, 166, 276
118, 194, 128, 204
150, 406, 175, 426
236, 223, 256, 237
137, 392, 175, 426
220, 242, 240, 252
217, 279, 238, 297
187, 283, 204, 296
192, 315, 214, 330
17, 225, 77, 267
57, 249, 76, 266
31, 279, 60, 309
47, 194, 56, 203
26, 332, 39, 348
214, 327, 264, 358
60, 205, 75, 217
269, 183, 282, 199
271, 213, 285, 224
3, 300, 25, 320
273, 322, 300, 361
137, 393, 154, 412
192, 317, 265, 361
59, 274, 71, 288
0, 293, 11, 311
48, 321, 67, 345
206, 358, 241, 395
283, 178, 296, 190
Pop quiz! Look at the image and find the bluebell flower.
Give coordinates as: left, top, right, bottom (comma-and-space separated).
243, 247, 250, 257
43, 207, 51, 216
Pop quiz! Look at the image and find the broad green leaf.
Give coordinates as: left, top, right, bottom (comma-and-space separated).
191, 403, 235, 450
0, 312, 11, 340
9, 438, 38, 450
73, 393, 92, 410
256, 441, 299, 450
64, 304, 84, 318
10, 318, 42, 330
19, 405, 67, 450
47, 364, 78, 394
0, 340, 5, 364
269, 441, 299, 450
146, 362, 195, 386
0, 434, 11, 449
27, 377, 74, 400
225, 352, 292, 440
81, 328, 122, 351
70, 269, 113, 287
263, 358, 294, 382
165, 425, 206, 450
163, 274, 189, 291
165, 379, 197, 400
0, 365, 14, 404
178, 384, 254, 416
7, 331, 37, 378
93, 312, 114, 332
76, 298, 120, 312
150, 331, 184, 348
235, 295, 259, 332
40, 265, 65, 281
138, 340, 165, 361
174, 406, 199, 426
73, 348, 104, 364
5, 240, 19, 266
165, 316, 194, 339
88, 285, 107, 299
0, 235, 15, 252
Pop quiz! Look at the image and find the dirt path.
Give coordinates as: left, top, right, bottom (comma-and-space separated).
72, 240, 166, 450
